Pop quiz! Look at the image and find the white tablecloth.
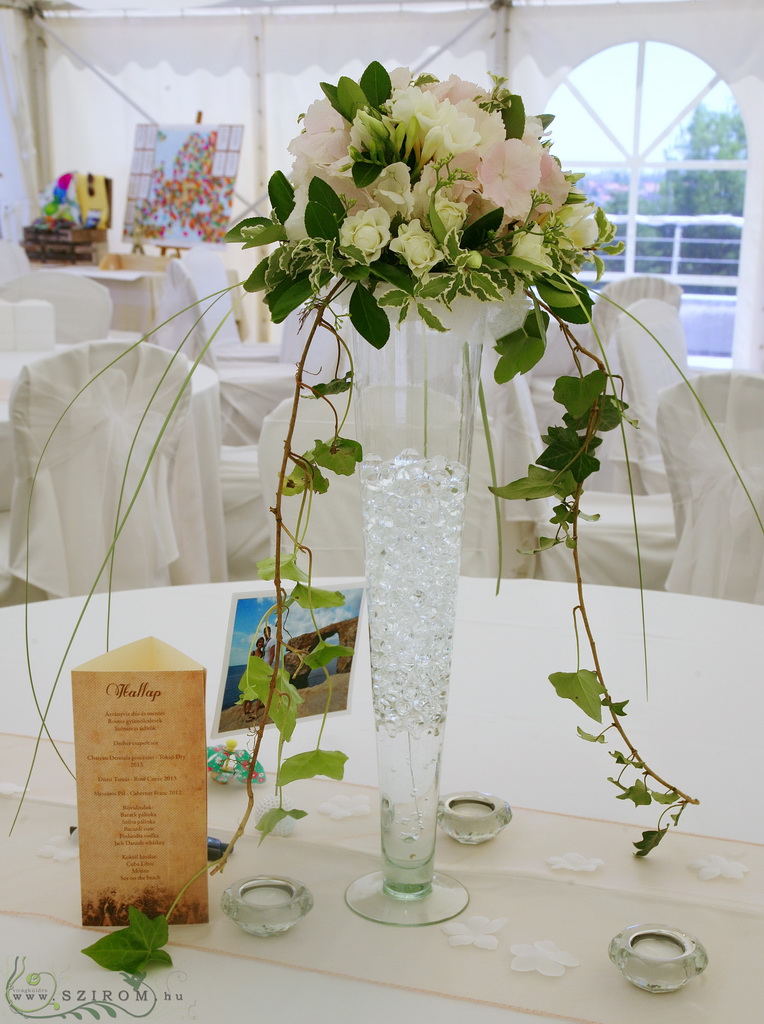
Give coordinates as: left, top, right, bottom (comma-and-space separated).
59, 265, 164, 335
0, 578, 761, 1022
0, 347, 227, 584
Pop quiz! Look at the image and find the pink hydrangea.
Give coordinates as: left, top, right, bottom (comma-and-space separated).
477, 139, 542, 222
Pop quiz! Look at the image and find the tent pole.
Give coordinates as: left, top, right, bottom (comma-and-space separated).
26, 14, 52, 187
492, 0, 511, 82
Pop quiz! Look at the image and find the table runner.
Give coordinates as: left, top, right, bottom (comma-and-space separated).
1, 736, 762, 1023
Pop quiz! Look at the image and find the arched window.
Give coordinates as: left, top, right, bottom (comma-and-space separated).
547, 42, 746, 362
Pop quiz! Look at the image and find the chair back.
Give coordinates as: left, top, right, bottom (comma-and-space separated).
0, 270, 112, 345
657, 371, 764, 602
180, 246, 241, 348
613, 297, 688, 492
594, 275, 683, 348
9, 340, 192, 598
153, 259, 217, 369
257, 396, 502, 578
0, 241, 31, 286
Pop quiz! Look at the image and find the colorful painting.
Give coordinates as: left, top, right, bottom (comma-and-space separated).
123, 123, 243, 246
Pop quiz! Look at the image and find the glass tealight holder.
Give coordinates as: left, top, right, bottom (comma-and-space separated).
437, 791, 512, 845
609, 923, 708, 993
221, 876, 313, 937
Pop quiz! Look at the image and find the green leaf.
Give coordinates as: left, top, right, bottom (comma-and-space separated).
308, 175, 345, 218
311, 436, 363, 475
502, 93, 526, 140
651, 789, 680, 805
268, 170, 296, 225
341, 264, 371, 281
633, 828, 668, 857
81, 907, 171, 973
377, 288, 411, 308
303, 640, 355, 670
549, 669, 604, 723
494, 329, 546, 382
337, 75, 369, 122
428, 195, 447, 244
282, 460, 329, 496
349, 283, 390, 349
352, 161, 383, 188
616, 779, 653, 807
320, 81, 341, 116
305, 201, 340, 241
577, 726, 606, 743
359, 61, 392, 108
256, 806, 308, 842
461, 207, 504, 250
257, 552, 308, 583
491, 464, 575, 501
415, 302, 447, 332
537, 425, 601, 484
553, 371, 607, 419
278, 749, 348, 787
240, 221, 288, 248
536, 278, 593, 325
264, 275, 314, 324
242, 255, 269, 293
602, 697, 629, 716
225, 215, 271, 244
289, 583, 346, 609
309, 372, 353, 398
369, 260, 415, 294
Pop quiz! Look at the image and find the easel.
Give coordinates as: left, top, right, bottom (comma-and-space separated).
155, 110, 204, 258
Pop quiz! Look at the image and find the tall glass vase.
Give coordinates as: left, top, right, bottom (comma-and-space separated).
344, 304, 486, 926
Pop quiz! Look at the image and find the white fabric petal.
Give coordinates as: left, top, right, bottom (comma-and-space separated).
535, 958, 566, 978
447, 935, 475, 947
442, 922, 470, 937
473, 935, 500, 950
0, 782, 23, 796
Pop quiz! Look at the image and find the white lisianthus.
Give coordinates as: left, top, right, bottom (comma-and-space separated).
557, 203, 599, 248
512, 226, 554, 269
434, 197, 468, 234
390, 219, 443, 277
370, 162, 413, 218
339, 206, 391, 263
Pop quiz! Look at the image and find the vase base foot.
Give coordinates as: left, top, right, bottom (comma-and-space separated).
345, 871, 468, 926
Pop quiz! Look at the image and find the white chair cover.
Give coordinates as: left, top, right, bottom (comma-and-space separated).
257, 396, 502, 579
279, 309, 350, 385
611, 297, 689, 494
8, 340, 192, 598
0, 271, 113, 346
180, 246, 242, 352
153, 258, 216, 368
0, 241, 31, 286
219, 443, 271, 581
657, 371, 764, 603
593, 275, 683, 350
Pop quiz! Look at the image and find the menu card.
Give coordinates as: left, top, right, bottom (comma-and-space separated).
72, 637, 208, 926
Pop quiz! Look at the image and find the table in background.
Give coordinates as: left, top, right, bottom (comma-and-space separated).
0, 578, 761, 1022
57, 265, 164, 335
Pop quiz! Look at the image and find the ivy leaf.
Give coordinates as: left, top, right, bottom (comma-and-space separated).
81, 907, 172, 973
549, 669, 604, 723
303, 640, 355, 670
268, 170, 295, 225
278, 749, 349, 787
309, 372, 353, 398
289, 583, 346, 609
494, 329, 546, 382
352, 161, 383, 188
460, 206, 503, 250
256, 807, 308, 843
537, 425, 601, 484
553, 370, 607, 419
349, 283, 390, 349
633, 828, 668, 857
257, 552, 308, 583
491, 464, 576, 501
576, 726, 606, 743
602, 697, 629, 716
652, 790, 680, 805
502, 93, 526, 140
311, 437, 363, 475
282, 460, 329, 496
536, 278, 593, 325
238, 654, 274, 696
360, 61, 392, 108
616, 779, 653, 806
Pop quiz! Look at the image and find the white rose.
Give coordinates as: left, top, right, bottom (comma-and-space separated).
557, 203, 599, 248
339, 206, 391, 262
370, 162, 413, 218
512, 226, 554, 269
434, 197, 468, 234
389, 219, 443, 277
419, 100, 480, 164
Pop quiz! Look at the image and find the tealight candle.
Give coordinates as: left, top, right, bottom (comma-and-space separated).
437, 791, 512, 844
221, 876, 314, 937
609, 924, 708, 993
